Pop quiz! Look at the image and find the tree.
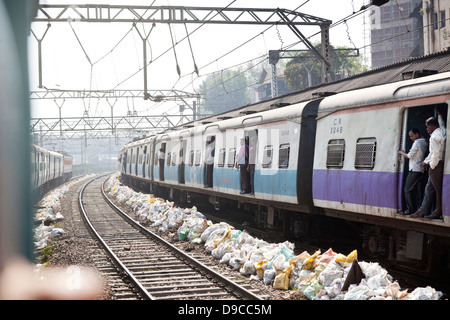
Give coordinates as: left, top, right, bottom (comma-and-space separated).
284, 44, 368, 91
196, 57, 272, 116
197, 68, 250, 116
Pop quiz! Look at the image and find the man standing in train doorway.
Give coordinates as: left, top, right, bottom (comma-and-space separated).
398, 128, 428, 215
235, 138, 250, 194
412, 111, 446, 219
158, 148, 165, 181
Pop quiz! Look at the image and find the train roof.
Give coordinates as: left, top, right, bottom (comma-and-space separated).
32, 144, 63, 157
123, 50, 450, 148
318, 70, 450, 117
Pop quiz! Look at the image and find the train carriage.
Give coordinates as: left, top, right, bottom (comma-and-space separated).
120, 98, 320, 212
63, 154, 73, 181
31, 144, 73, 202
313, 71, 450, 227
312, 71, 450, 266
119, 60, 450, 275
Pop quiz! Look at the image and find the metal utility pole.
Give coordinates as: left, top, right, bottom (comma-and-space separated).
30, 22, 50, 88
32, 5, 333, 99
31, 5, 332, 133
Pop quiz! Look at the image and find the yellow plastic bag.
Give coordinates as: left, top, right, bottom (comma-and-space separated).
273, 264, 294, 290
335, 249, 358, 264
255, 260, 267, 279
288, 250, 310, 265
346, 249, 358, 263
302, 250, 321, 270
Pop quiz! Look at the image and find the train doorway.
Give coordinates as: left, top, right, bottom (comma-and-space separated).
205, 136, 215, 188
399, 103, 447, 214
179, 139, 186, 184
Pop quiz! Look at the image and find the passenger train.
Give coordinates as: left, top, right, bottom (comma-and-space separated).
31, 144, 73, 202
119, 70, 450, 276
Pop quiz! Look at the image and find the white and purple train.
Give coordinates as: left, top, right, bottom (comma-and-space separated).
119, 70, 450, 274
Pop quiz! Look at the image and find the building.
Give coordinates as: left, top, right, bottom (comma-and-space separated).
253, 66, 291, 103
422, 0, 450, 54
370, 0, 423, 68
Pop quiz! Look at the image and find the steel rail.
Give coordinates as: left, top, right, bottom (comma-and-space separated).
78, 175, 155, 300
100, 177, 263, 300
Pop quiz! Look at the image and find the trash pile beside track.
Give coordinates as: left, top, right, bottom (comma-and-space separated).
33, 175, 95, 251
104, 174, 443, 300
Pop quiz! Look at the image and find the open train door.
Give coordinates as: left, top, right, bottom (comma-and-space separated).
399, 103, 448, 217
178, 139, 187, 184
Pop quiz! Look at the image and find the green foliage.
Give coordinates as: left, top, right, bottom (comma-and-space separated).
197, 68, 251, 115
284, 44, 368, 91
40, 244, 54, 264
196, 59, 269, 116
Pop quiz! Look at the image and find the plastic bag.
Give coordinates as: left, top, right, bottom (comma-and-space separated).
302, 249, 321, 270
50, 228, 65, 238
318, 263, 344, 287
406, 286, 443, 300
263, 268, 276, 285
177, 224, 189, 241
317, 248, 337, 264
335, 249, 357, 265
273, 265, 294, 290
302, 278, 322, 300
255, 260, 267, 279
344, 283, 372, 300
288, 250, 310, 266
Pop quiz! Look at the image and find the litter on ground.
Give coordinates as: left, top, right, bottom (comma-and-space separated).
102, 173, 442, 300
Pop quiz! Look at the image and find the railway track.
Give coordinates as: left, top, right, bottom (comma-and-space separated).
78, 175, 264, 300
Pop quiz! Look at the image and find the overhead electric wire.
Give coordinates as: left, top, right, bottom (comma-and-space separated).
53, 1, 422, 120
109, 0, 238, 92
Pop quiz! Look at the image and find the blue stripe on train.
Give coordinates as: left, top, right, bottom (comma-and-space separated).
151, 165, 297, 197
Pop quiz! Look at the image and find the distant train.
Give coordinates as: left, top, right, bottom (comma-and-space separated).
119, 70, 450, 275
31, 144, 73, 201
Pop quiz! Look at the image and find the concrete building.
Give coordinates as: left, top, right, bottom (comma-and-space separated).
422, 0, 450, 54
370, 0, 423, 68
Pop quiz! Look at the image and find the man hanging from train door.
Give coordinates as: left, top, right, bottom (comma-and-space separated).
248, 135, 257, 195
398, 128, 428, 215
412, 110, 446, 219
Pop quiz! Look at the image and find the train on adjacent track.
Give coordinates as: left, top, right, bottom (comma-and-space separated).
31, 144, 73, 202
119, 69, 450, 278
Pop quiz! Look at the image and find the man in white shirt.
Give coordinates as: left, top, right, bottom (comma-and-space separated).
398, 128, 428, 215
412, 112, 446, 219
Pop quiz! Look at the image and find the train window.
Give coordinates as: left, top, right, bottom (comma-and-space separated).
327, 139, 345, 168
218, 148, 226, 167
262, 145, 273, 168
189, 150, 195, 166
278, 144, 290, 169
166, 152, 172, 166
227, 148, 236, 168
172, 152, 177, 166
195, 150, 202, 166
355, 138, 377, 170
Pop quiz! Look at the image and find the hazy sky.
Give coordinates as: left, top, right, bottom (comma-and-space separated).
28, 0, 371, 119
